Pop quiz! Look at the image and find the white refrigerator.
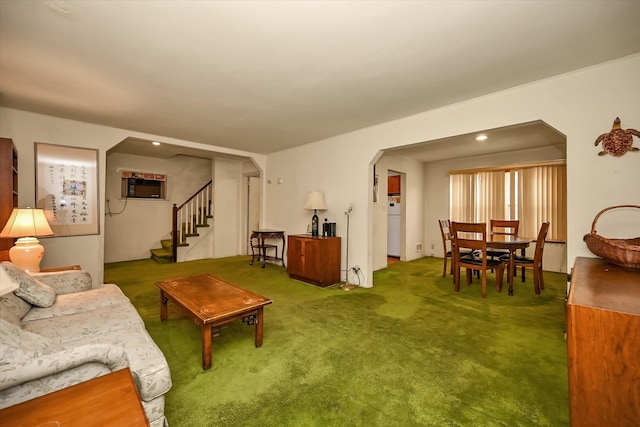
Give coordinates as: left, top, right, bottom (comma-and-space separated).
387, 202, 401, 257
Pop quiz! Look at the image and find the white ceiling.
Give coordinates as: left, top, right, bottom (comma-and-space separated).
1, 1, 639, 157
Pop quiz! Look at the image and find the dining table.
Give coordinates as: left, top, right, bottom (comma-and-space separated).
486, 235, 531, 296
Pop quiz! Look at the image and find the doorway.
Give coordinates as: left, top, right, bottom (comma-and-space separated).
246, 175, 260, 254
387, 170, 403, 262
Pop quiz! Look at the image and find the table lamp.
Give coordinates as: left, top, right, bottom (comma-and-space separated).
304, 191, 327, 236
0, 208, 54, 272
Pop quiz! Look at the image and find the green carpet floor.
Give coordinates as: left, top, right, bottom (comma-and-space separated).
104, 256, 569, 427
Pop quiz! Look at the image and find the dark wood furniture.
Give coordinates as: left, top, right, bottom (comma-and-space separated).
0, 368, 149, 427
388, 175, 400, 194
566, 257, 640, 426
250, 229, 285, 268
0, 138, 18, 262
450, 222, 505, 298
510, 222, 549, 294
156, 274, 272, 370
486, 219, 520, 260
438, 219, 454, 278
287, 234, 341, 287
486, 235, 530, 295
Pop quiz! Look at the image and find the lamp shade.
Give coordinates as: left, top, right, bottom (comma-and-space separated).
304, 191, 327, 211
0, 208, 54, 238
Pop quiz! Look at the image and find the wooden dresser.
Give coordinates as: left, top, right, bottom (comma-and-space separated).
287, 234, 341, 287
566, 257, 640, 426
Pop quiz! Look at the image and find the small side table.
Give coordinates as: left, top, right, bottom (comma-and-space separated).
0, 368, 149, 427
250, 229, 286, 268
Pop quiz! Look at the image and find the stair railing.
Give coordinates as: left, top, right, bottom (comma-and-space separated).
172, 180, 213, 262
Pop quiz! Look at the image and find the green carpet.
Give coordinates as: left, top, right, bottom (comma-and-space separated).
104, 256, 569, 427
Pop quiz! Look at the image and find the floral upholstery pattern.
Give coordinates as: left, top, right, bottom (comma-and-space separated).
0, 301, 21, 327
30, 269, 94, 294
0, 319, 63, 366
0, 293, 31, 320
22, 284, 134, 323
0, 267, 171, 427
1, 262, 55, 307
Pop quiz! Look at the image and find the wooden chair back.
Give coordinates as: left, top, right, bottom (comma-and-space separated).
451, 222, 487, 254
532, 222, 550, 265
438, 219, 452, 254
450, 221, 504, 298
490, 219, 519, 237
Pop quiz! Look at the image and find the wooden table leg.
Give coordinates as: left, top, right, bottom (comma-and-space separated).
508, 250, 515, 296
521, 247, 526, 282
261, 237, 267, 268
201, 325, 212, 370
160, 292, 168, 321
255, 307, 264, 348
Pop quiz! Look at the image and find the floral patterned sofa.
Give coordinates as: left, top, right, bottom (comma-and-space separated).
0, 262, 172, 427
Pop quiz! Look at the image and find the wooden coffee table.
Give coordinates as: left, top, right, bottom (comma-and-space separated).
155, 274, 272, 370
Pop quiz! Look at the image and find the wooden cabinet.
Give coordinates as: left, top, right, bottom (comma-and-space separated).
566, 257, 640, 426
287, 235, 341, 287
0, 138, 18, 261
388, 175, 400, 194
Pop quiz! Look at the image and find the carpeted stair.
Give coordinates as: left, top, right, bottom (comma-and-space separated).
150, 217, 211, 263
150, 239, 175, 264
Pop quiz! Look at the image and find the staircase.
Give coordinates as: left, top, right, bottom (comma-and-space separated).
149, 180, 213, 263
150, 239, 183, 264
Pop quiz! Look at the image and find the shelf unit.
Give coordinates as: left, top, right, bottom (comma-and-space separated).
0, 138, 18, 261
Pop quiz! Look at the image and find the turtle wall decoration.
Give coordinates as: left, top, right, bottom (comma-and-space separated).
595, 117, 640, 156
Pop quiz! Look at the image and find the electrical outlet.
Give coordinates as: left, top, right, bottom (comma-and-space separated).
416, 243, 422, 251
352, 265, 360, 274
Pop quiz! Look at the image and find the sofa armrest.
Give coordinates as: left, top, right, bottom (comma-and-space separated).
30, 269, 94, 294
0, 344, 129, 392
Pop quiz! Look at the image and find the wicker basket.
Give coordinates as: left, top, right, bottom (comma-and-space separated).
583, 205, 640, 268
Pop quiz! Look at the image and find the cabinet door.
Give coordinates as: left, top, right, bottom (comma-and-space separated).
301, 239, 321, 281
287, 236, 305, 277
388, 175, 400, 194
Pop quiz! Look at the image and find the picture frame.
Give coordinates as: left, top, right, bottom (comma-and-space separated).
35, 142, 99, 237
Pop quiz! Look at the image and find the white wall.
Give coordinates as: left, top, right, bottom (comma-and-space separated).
213, 157, 244, 258
104, 152, 212, 263
0, 107, 265, 286
265, 54, 640, 287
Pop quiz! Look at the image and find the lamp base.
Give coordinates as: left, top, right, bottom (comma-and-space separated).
9, 237, 45, 273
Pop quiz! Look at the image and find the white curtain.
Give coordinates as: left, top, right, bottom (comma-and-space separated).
450, 174, 474, 222
518, 165, 567, 241
475, 171, 505, 224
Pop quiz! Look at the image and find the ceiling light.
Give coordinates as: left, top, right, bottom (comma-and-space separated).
475, 135, 488, 141
152, 141, 161, 146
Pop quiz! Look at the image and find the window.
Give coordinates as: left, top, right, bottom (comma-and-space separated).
121, 171, 167, 199
449, 162, 566, 241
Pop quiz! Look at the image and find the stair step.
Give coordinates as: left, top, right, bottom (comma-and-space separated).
150, 248, 173, 264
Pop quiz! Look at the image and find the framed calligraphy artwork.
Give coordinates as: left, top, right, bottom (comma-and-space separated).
35, 143, 99, 237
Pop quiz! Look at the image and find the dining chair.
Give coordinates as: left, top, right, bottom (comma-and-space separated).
486, 219, 520, 258
438, 219, 478, 279
504, 222, 550, 294
450, 222, 505, 298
